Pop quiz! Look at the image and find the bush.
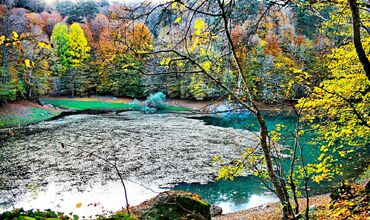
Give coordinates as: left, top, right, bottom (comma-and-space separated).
131, 99, 141, 110
144, 92, 166, 109
131, 92, 167, 113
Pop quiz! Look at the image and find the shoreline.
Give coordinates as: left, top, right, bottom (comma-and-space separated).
214, 194, 331, 220
0, 97, 295, 129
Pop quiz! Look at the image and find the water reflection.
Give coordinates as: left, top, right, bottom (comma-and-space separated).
0, 112, 328, 215
174, 176, 278, 213
1, 180, 162, 217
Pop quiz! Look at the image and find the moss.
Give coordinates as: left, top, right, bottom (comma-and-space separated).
0, 209, 65, 220
97, 212, 137, 220
357, 166, 370, 183
0, 99, 190, 128
1, 209, 137, 220
140, 191, 211, 220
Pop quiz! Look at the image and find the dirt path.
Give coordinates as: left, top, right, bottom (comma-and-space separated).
214, 194, 331, 220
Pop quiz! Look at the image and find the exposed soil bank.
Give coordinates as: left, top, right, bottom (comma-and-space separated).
0, 100, 61, 129
214, 194, 331, 220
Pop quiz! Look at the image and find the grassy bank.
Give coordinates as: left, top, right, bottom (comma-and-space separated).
42, 98, 191, 112
0, 98, 191, 129
42, 99, 132, 110
0, 108, 60, 128
0, 101, 61, 129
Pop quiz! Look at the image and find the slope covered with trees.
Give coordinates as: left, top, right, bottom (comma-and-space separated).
0, 0, 369, 219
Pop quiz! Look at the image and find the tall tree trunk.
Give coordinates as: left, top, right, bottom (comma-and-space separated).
28, 70, 32, 99
217, 0, 295, 218
256, 110, 294, 219
348, 0, 370, 81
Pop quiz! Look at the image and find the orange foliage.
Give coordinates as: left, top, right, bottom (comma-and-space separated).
26, 13, 44, 26
92, 13, 109, 39
264, 34, 281, 56
41, 11, 62, 36
128, 23, 153, 51
97, 28, 115, 59
0, 4, 5, 17
313, 183, 370, 220
80, 23, 93, 45
230, 25, 248, 65
294, 35, 304, 46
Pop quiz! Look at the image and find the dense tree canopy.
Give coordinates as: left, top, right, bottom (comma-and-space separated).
0, 0, 369, 218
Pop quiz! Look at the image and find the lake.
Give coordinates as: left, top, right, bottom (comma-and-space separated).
0, 111, 327, 216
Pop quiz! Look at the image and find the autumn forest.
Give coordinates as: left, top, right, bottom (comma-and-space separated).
0, 0, 369, 219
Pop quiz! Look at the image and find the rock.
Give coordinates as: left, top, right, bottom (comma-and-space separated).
137, 190, 211, 220
210, 205, 222, 217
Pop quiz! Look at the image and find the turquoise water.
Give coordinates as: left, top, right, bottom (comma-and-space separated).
175, 112, 325, 213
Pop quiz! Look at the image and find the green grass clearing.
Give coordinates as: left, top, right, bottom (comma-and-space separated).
42, 99, 132, 110
0, 99, 190, 128
0, 107, 60, 128
42, 99, 191, 112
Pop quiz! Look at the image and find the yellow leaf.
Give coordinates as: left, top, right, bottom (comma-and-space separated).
24, 59, 34, 68
171, 2, 177, 9
175, 17, 182, 24
38, 41, 51, 49
0, 35, 5, 45
202, 61, 212, 71
194, 19, 205, 35
12, 31, 19, 39
76, 202, 82, 208
160, 57, 171, 65
200, 48, 206, 56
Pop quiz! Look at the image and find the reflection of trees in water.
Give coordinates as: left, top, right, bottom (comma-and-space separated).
175, 176, 267, 205
187, 114, 334, 203
199, 113, 297, 132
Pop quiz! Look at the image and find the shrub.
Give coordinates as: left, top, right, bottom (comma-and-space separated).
144, 92, 166, 109
131, 92, 167, 113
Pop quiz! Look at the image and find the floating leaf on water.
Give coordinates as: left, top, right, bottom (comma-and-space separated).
76, 202, 82, 208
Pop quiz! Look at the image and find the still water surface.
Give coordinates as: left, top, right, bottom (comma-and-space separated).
0, 112, 324, 215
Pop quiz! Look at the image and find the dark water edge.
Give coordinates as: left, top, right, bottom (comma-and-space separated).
175, 112, 368, 213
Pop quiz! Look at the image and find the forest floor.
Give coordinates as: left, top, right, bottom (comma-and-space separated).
214, 194, 331, 220
215, 178, 370, 220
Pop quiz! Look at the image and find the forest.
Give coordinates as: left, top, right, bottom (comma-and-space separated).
0, 0, 369, 219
